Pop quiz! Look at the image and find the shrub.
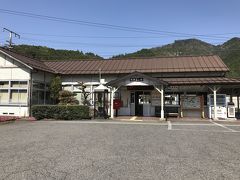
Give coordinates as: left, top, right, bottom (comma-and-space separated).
32, 105, 90, 120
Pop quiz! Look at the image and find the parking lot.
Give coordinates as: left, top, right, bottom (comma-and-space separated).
0, 120, 240, 179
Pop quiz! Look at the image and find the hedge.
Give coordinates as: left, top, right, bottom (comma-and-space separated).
32, 105, 90, 120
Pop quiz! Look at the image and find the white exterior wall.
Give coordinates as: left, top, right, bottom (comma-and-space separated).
0, 53, 31, 116
0, 53, 30, 80
61, 74, 119, 84
0, 106, 29, 117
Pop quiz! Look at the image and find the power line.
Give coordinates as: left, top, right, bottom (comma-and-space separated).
20, 36, 229, 48
20, 32, 169, 38
16, 37, 240, 53
20, 37, 165, 47
0, 8, 234, 39
19, 32, 232, 41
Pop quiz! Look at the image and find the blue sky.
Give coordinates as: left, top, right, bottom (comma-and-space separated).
0, 0, 239, 57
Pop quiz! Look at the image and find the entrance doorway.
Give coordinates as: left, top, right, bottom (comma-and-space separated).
130, 91, 151, 116
135, 91, 143, 116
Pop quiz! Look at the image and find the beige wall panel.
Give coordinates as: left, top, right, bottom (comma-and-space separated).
0, 106, 29, 116
11, 68, 30, 79
0, 68, 12, 79
0, 54, 5, 66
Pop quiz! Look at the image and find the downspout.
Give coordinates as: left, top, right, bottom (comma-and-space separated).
43, 71, 46, 105
28, 71, 33, 117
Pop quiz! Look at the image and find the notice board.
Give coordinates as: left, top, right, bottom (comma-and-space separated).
181, 95, 201, 109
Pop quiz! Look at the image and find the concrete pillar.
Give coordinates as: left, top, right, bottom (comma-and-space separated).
90, 85, 93, 105
154, 85, 165, 120
110, 88, 115, 119
108, 91, 111, 117
237, 95, 240, 113
213, 86, 218, 120
160, 85, 165, 120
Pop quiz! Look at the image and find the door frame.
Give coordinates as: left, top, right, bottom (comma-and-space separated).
130, 90, 151, 116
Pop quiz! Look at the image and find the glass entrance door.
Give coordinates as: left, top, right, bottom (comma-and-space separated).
133, 91, 151, 116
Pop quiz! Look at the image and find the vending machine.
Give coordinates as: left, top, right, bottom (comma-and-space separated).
207, 94, 227, 119
227, 102, 235, 118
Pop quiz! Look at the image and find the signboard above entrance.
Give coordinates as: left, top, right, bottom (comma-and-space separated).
127, 86, 154, 91
130, 78, 144, 82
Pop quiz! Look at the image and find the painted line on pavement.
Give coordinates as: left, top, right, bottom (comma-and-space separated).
171, 128, 240, 133
168, 120, 172, 130
224, 124, 240, 127
130, 116, 137, 121
118, 118, 143, 122
210, 120, 237, 132
170, 123, 215, 126
45, 120, 168, 126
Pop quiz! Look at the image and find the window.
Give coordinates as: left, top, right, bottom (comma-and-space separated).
32, 81, 51, 105
0, 90, 8, 103
208, 94, 226, 106
33, 82, 45, 89
139, 92, 151, 104
0, 81, 9, 88
10, 90, 27, 104
45, 91, 52, 104
63, 85, 73, 91
165, 94, 179, 105
130, 92, 135, 103
0, 80, 28, 104
75, 92, 82, 104
11, 81, 27, 88
39, 91, 44, 104
32, 91, 38, 105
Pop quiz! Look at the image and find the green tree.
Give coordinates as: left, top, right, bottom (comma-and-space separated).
77, 82, 91, 106
12, 45, 103, 60
58, 90, 79, 105
49, 76, 62, 104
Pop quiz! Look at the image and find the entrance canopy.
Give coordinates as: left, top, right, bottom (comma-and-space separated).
106, 72, 166, 120
106, 72, 168, 87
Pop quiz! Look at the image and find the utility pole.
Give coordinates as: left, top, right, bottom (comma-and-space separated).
3, 28, 20, 48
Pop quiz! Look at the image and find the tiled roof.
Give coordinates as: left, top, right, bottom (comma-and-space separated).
44, 55, 229, 75
162, 77, 240, 85
0, 47, 55, 73
0, 48, 229, 75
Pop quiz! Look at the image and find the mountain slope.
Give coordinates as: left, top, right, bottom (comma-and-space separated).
113, 38, 240, 77
217, 38, 240, 77
113, 39, 215, 58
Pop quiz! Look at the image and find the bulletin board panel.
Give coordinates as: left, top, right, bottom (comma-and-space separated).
181, 95, 201, 109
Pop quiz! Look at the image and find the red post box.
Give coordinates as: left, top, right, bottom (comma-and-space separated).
113, 99, 122, 110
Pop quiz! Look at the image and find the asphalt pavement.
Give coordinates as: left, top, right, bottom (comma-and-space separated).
0, 120, 240, 179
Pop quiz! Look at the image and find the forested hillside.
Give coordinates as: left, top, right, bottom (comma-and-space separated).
113, 38, 240, 77
12, 45, 102, 60
11, 38, 240, 77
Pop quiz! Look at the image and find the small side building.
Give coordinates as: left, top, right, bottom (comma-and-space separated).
0, 48, 55, 116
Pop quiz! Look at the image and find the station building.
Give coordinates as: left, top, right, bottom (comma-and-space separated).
1, 47, 240, 120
